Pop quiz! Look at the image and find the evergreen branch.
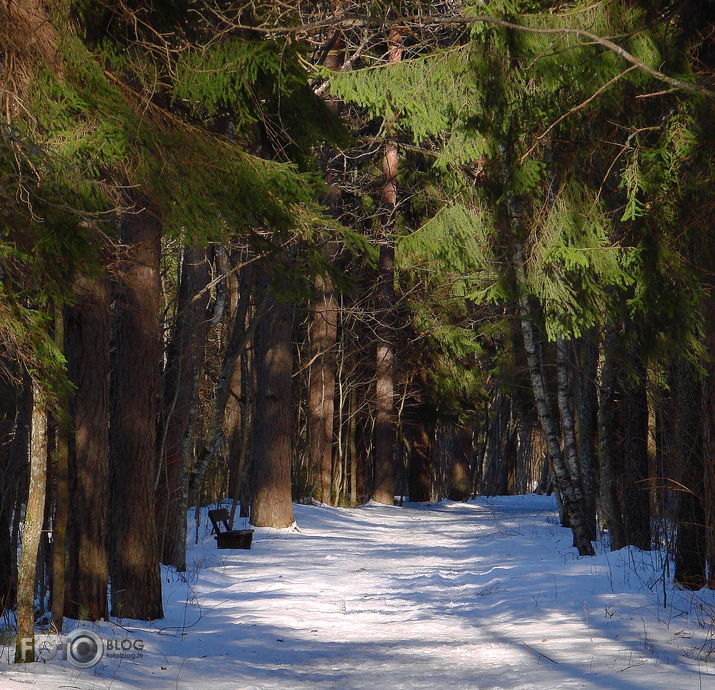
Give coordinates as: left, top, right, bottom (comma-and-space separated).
215, 13, 714, 98
519, 65, 639, 163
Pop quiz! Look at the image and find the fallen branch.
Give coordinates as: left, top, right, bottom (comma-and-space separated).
523, 641, 560, 664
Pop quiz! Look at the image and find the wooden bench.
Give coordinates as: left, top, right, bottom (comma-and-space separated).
207, 508, 254, 550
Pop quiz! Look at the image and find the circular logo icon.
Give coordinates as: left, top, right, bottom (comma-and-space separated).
66, 629, 104, 668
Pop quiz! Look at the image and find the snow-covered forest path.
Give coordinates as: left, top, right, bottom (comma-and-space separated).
4, 496, 715, 689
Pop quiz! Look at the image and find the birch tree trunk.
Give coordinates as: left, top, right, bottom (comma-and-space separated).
15, 381, 47, 662
556, 337, 594, 540
514, 245, 594, 556
237, 344, 254, 519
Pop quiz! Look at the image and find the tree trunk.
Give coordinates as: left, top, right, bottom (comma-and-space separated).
373, 244, 396, 506
621, 352, 650, 550
156, 246, 211, 571
598, 325, 626, 550
371, 30, 403, 506
194, 263, 259, 506
405, 412, 432, 503
449, 426, 472, 501
482, 395, 510, 496
62, 276, 111, 621
348, 387, 358, 504
308, 274, 338, 503
0, 382, 24, 618
306, 20, 345, 504
577, 331, 598, 541
674, 358, 706, 589
238, 345, 254, 519
514, 245, 594, 556
250, 276, 295, 528
50, 306, 69, 630
109, 205, 163, 620
15, 381, 47, 662
556, 337, 594, 542
702, 277, 715, 588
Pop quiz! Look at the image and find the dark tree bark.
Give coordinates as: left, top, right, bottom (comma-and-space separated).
0, 381, 22, 617
449, 426, 472, 501
482, 395, 511, 496
63, 275, 110, 620
701, 270, 715, 588
405, 407, 432, 503
237, 344, 254, 519
50, 306, 70, 630
598, 325, 626, 551
109, 205, 163, 620
621, 353, 651, 550
348, 387, 359, 504
156, 246, 211, 571
577, 331, 598, 541
250, 276, 295, 528
674, 358, 707, 589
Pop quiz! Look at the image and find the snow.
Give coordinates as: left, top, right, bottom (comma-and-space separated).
2, 495, 714, 688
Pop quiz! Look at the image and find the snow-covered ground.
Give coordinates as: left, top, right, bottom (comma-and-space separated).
2, 495, 714, 689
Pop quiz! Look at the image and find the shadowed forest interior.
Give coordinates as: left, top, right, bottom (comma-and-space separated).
0, 0, 714, 676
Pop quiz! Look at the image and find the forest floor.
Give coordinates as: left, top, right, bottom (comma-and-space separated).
2, 495, 715, 689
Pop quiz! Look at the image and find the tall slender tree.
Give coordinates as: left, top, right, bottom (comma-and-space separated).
157, 246, 211, 571
372, 29, 404, 506
14, 381, 47, 662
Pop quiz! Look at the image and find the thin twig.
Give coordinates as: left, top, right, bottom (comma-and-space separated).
523, 641, 560, 663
